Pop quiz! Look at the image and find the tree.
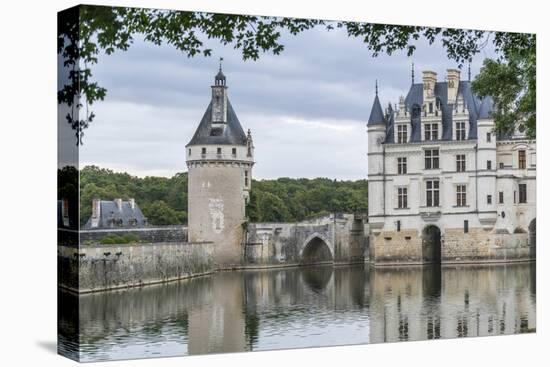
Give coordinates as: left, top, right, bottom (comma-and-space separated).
141, 200, 181, 226
471, 33, 535, 138
58, 5, 536, 144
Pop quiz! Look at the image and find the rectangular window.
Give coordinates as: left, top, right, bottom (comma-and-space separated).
232, 147, 237, 156
397, 125, 408, 143
201, 147, 206, 155
487, 160, 492, 170
397, 157, 407, 174
456, 185, 467, 207
514, 190, 517, 204
500, 162, 504, 169
425, 149, 439, 169
396, 220, 401, 232
398, 187, 408, 209
487, 132, 492, 142
519, 184, 527, 203
487, 195, 492, 204
456, 154, 466, 172
456, 122, 466, 140
429, 102, 433, 114
518, 150, 526, 169
426, 180, 440, 207
464, 220, 469, 233
424, 123, 438, 141
499, 191, 504, 204
188, 148, 191, 156
217, 147, 222, 155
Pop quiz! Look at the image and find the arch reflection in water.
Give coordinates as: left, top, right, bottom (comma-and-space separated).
58, 263, 535, 362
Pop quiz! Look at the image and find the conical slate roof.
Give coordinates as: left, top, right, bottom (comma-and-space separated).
186, 99, 248, 146
368, 95, 386, 126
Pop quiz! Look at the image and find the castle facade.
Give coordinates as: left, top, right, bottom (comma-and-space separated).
367, 68, 536, 265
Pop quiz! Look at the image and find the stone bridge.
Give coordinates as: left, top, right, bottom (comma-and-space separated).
245, 213, 369, 266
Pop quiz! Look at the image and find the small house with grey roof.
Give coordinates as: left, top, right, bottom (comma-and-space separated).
84, 198, 148, 229
367, 68, 536, 265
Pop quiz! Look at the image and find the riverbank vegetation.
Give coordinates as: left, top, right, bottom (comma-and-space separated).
78, 165, 368, 226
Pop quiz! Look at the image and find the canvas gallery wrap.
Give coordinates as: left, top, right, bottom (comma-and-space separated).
57, 4, 536, 362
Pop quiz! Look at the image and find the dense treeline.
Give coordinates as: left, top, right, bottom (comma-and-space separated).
80, 166, 187, 226
246, 178, 368, 222
78, 166, 368, 226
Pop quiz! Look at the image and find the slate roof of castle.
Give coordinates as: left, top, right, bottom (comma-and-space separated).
367, 94, 386, 126
372, 80, 495, 144
186, 100, 248, 146
84, 200, 147, 229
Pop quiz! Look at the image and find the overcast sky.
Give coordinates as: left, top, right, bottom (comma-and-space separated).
77, 22, 494, 180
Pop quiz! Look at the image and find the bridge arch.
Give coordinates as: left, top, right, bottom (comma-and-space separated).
421, 225, 442, 264
299, 233, 334, 265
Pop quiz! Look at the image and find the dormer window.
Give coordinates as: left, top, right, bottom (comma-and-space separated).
424, 123, 438, 141
428, 102, 433, 114
456, 122, 466, 140
397, 125, 408, 143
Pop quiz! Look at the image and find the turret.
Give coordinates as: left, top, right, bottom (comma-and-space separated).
367, 82, 387, 231
186, 63, 254, 267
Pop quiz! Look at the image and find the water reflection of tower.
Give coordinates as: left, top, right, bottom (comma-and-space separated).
187, 273, 247, 354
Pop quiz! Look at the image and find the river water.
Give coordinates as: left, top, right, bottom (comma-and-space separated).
58, 262, 536, 362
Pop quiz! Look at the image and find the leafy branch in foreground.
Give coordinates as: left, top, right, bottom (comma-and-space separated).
58, 5, 535, 144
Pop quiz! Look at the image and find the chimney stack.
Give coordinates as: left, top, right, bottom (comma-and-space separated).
446, 68, 461, 105
91, 199, 101, 228
422, 70, 437, 101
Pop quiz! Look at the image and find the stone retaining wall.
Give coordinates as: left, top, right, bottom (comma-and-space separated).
371, 227, 535, 265
58, 241, 214, 293
79, 226, 187, 244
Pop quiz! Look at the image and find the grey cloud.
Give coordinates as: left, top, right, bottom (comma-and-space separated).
79, 22, 495, 179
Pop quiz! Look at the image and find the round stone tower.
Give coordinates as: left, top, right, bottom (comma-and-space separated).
186, 66, 254, 268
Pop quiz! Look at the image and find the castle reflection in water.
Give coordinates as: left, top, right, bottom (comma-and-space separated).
59, 263, 535, 362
